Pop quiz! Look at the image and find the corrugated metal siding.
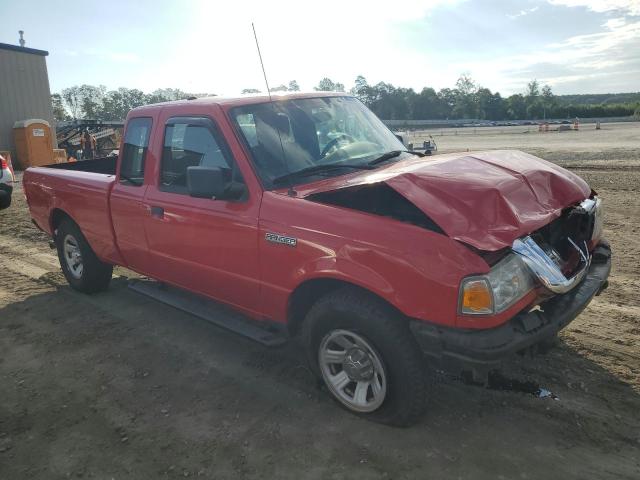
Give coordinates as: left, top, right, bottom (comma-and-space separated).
0, 48, 56, 162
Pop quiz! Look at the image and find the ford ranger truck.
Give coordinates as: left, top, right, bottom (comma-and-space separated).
23, 93, 611, 426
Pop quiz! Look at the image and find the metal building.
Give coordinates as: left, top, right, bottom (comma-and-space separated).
0, 41, 56, 163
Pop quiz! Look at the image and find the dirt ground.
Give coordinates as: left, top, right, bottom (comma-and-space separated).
1, 122, 639, 479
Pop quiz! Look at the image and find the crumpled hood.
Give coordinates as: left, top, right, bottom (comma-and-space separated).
300, 150, 591, 251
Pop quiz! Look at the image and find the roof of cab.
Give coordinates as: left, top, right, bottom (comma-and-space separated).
130, 91, 350, 115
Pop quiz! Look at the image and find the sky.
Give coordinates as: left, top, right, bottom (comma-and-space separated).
1, 0, 638, 96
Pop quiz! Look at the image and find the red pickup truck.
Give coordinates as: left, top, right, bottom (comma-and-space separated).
24, 93, 611, 425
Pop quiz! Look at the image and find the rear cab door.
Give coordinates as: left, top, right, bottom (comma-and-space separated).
110, 114, 156, 273
141, 103, 264, 316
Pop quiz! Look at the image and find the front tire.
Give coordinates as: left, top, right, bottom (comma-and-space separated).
55, 218, 113, 293
304, 287, 428, 426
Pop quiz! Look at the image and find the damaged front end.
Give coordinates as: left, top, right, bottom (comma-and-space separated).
458, 195, 607, 319
307, 183, 445, 235
411, 195, 611, 380
512, 197, 604, 295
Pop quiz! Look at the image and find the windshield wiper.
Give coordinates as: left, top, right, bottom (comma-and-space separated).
272, 163, 374, 186
367, 150, 410, 166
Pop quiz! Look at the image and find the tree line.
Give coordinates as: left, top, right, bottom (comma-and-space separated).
52, 76, 640, 122
347, 75, 639, 121
51, 86, 216, 123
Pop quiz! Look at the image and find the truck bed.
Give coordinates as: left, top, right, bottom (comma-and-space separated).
45, 156, 117, 175
23, 161, 120, 264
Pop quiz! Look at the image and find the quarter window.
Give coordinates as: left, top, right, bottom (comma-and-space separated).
120, 117, 152, 186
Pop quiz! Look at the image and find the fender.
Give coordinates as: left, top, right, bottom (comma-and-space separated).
257, 190, 489, 327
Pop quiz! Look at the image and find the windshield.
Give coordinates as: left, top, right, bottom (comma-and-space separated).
231, 96, 407, 189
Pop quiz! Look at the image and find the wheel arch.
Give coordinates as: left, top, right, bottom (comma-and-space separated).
50, 208, 77, 236
287, 277, 407, 337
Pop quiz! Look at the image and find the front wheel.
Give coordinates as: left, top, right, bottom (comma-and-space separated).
304, 287, 428, 426
55, 218, 113, 293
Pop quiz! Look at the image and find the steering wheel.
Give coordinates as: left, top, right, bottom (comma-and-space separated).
319, 134, 357, 160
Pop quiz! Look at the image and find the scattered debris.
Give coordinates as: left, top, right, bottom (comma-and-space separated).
487, 371, 559, 400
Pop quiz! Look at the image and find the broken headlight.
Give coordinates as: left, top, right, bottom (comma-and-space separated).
460, 254, 534, 315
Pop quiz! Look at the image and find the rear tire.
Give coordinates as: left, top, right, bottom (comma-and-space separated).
303, 287, 428, 427
0, 193, 10, 210
55, 218, 113, 293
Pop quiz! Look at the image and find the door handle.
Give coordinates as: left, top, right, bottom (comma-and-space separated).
149, 206, 164, 218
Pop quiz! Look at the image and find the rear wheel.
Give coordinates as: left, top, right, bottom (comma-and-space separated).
304, 287, 428, 426
0, 193, 10, 209
55, 218, 113, 293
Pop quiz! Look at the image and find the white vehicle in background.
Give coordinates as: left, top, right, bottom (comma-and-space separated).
0, 153, 15, 210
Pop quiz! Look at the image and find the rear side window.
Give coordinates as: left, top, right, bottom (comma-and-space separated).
160, 118, 241, 194
120, 117, 152, 186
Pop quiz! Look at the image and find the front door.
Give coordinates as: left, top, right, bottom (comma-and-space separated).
142, 115, 261, 315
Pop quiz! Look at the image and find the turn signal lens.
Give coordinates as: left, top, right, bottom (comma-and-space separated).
461, 279, 493, 314
459, 254, 534, 316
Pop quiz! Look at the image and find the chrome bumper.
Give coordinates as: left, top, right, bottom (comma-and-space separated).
513, 197, 602, 295
513, 235, 590, 294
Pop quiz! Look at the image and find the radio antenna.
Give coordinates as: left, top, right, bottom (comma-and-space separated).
251, 23, 295, 196
252, 23, 273, 102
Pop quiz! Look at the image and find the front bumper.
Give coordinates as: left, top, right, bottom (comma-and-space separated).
410, 241, 611, 374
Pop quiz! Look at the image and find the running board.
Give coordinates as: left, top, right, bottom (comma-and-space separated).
128, 279, 287, 347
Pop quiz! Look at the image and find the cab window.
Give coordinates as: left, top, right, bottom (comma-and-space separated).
160, 117, 244, 195
120, 117, 152, 186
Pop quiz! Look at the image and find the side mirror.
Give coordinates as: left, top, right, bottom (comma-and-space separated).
187, 166, 246, 200
394, 134, 404, 145
187, 166, 226, 199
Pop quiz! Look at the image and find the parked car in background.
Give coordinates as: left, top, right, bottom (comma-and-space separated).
0, 153, 15, 210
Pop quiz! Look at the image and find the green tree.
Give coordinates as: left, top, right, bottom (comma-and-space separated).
524, 79, 541, 118
526, 79, 540, 98
455, 74, 477, 96
314, 78, 345, 92
351, 75, 375, 106
452, 74, 479, 118
288, 80, 300, 91
60, 84, 106, 118
437, 88, 457, 118
79, 84, 106, 118
541, 84, 555, 119
100, 88, 148, 120
241, 88, 262, 94
148, 88, 190, 103
60, 86, 82, 119
412, 87, 440, 119
506, 94, 527, 119
270, 84, 288, 92
51, 94, 69, 122
477, 88, 506, 120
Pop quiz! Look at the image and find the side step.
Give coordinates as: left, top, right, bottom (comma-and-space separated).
128, 279, 287, 347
